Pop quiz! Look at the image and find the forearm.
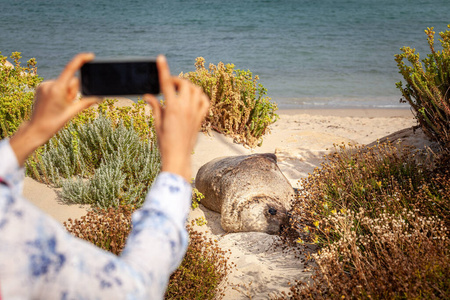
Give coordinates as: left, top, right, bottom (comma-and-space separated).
9, 121, 48, 167
0, 139, 25, 195
121, 173, 192, 293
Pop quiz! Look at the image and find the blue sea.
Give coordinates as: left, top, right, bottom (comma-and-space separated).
1, 0, 449, 109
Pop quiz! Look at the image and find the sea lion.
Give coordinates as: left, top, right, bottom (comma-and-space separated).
195, 153, 294, 234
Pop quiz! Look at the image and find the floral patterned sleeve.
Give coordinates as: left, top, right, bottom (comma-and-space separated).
0, 139, 192, 299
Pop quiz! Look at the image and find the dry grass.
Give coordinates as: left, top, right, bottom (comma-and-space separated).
277, 142, 450, 299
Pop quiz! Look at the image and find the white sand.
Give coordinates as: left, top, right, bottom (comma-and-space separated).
23, 107, 425, 299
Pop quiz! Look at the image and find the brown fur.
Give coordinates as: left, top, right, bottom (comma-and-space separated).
195, 154, 294, 234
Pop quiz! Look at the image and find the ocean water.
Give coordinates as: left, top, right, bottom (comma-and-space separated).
1, 0, 449, 109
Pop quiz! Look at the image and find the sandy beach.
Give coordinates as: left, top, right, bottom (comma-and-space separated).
23, 107, 423, 299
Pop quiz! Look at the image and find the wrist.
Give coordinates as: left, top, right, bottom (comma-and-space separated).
160, 154, 192, 182
10, 122, 49, 166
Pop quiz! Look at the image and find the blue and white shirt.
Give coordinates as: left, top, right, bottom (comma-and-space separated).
0, 138, 191, 299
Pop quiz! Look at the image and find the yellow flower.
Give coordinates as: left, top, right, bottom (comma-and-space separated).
313, 221, 320, 228
296, 238, 304, 244
313, 235, 319, 244
331, 209, 337, 214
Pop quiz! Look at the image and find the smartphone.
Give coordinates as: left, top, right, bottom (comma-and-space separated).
80, 58, 160, 96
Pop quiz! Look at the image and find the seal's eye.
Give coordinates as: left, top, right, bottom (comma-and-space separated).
268, 207, 277, 215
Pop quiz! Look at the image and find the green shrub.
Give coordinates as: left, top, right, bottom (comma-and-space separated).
181, 57, 278, 147
26, 113, 160, 208
71, 98, 155, 140
64, 207, 230, 300
395, 25, 450, 150
278, 143, 450, 299
0, 52, 42, 138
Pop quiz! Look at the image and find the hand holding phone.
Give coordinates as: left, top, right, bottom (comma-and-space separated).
80, 58, 160, 96
143, 55, 210, 181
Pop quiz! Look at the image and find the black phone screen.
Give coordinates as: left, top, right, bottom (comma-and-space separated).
80, 60, 160, 96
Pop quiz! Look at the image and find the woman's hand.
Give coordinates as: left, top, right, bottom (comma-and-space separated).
10, 53, 99, 166
144, 55, 210, 181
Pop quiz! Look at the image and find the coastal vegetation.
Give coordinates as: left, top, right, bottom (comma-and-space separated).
26, 100, 161, 208
278, 142, 449, 299
0, 51, 42, 138
181, 57, 278, 147
396, 25, 450, 151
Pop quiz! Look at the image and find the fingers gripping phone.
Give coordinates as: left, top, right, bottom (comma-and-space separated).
80, 58, 160, 96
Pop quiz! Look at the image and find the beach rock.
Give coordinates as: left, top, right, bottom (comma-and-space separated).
195, 153, 294, 234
